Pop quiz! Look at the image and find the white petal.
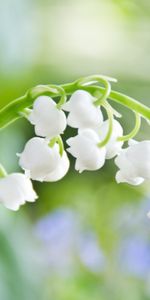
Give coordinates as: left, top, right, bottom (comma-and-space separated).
19, 137, 60, 181
115, 150, 138, 179
67, 129, 106, 172
116, 170, 144, 185
114, 141, 150, 186
63, 90, 103, 129
75, 159, 86, 173
0, 173, 37, 211
126, 141, 150, 179
99, 119, 123, 159
28, 96, 67, 138
128, 139, 138, 146
67, 129, 100, 159
44, 151, 70, 182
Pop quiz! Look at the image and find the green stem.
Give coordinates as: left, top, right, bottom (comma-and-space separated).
94, 79, 111, 106
62, 84, 150, 120
77, 75, 112, 106
49, 136, 64, 156
0, 164, 7, 178
20, 108, 32, 118
46, 85, 66, 109
98, 101, 113, 148
0, 79, 150, 129
118, 113, 141, 142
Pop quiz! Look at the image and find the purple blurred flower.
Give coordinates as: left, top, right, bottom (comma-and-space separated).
119, 236, 150, 278
78, 232, 105, 273
35, 208, 106, 275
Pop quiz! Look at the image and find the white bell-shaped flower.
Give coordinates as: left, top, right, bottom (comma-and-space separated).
99, 119, 124, 159
0, 173, 37, 211
63, 90, 103, 129
45, 151, 70, 182
28, 96, 67, 138
115, 140, 150, 185
67, 129, 106, 173
19, 137, 69, 182
19, 137, 60, 181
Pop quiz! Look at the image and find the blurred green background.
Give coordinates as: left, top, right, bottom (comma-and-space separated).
0, 0, 150, 299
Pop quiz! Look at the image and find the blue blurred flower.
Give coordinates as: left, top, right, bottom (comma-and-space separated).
78, 231, 105, 273
119, 236, 150, 278
35, 208, 106, 275
114, 198, 150, 278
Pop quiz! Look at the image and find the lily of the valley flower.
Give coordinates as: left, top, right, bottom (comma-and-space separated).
19, 137, 69, 182
28, 96, 67, 138
0, 173, 37, 211
115, 140, 150, 185
67, 129, 106, 173
99, 119, 124, 159
63, 90, 103, 129
45, 151, 69, 182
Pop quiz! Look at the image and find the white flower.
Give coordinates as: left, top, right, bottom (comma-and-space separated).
67, 129, 106, 173
19, 137, 69, 182
115, 140, 150, 185
63, 90, 103, 129
44, 151, 70, 182
99, 119, 123, 159
28, 96, 67, 138
0, 173, 37, 211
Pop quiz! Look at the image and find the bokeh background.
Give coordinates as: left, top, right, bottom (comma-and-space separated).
0, 0, 150, 299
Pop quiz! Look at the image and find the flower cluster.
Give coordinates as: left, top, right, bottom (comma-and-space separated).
0, 75, 150, 211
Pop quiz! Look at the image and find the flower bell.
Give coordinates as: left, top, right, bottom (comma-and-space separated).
63, 90, 103, 129
44, 151, 70, 182
0, 173, 37, 211
19, 137, 69, 182
67, 129, 106, 173
115, 140, 150, 185
28, 96, 67, 138
99, 119, 124, 159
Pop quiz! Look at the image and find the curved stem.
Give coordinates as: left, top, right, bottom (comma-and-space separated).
48, 85, 66, 108
0, 164, 7, 178
20, 108, 32, 118
77, 75, 112, 106
118, 113, 141, 142
49, 136, 64, 156
0, 79, 150, 129
62, 83, 150, 119
98, 101, 113, 148
29, 84, 67, 109
57, 136, 64, 156
94, 79, 111, 106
